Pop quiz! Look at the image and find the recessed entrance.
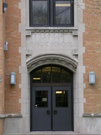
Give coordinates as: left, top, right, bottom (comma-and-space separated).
30, 65, 73, 131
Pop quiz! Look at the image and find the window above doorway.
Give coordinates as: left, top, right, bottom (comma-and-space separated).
30, 0, 74, 27
31, 65, 73, 83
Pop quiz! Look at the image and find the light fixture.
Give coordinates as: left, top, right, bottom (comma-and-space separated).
89, 72, 95, 85
56, 91, 62, 94
3, 2, 8, 13
4, 41, 8, 51
33, 78, 41, 80
56, 4, 71, 7
10, 72, 16, 85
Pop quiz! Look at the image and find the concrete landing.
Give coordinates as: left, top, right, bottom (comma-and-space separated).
4, 132, 101, 135
25, 132, 77, 135
24, 132, 101, 135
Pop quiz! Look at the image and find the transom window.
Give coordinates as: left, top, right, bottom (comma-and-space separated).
31, 65, 73, 83
30, 0, 74, 27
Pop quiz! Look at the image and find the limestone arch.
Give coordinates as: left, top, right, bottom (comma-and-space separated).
26, 54, 78, 72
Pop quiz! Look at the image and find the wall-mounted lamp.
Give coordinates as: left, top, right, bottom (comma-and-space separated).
89, 72, 95, 85
0, 77, 1, 83
4, 41, 8, 51
3, 2, 8, 13
10, 72, 16, 85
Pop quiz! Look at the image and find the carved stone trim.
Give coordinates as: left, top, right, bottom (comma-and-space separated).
26, 27, 78, 34
72, 31, 78, 36
0, 114, 23, 119
83, 113, 101, 117
26, 49, 32, 56
26, 31, 31, 36
26, 54, 78, 73
73, 49, 78, 56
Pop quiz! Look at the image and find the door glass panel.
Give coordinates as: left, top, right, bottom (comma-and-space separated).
55, 1, 71, 25
35, 91, 48, 108
42, 67, 51, 83
55, 90, 68, 107
32, 1, 48, 25
33, 69, 41, 83
62, 69, 72, 83
52, 67, 61, 83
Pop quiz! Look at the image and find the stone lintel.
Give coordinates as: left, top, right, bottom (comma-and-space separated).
26, 27, 78, 34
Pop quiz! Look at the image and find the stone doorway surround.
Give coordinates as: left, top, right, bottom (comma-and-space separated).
26, 54, 79, 132
3, 0, 87, 134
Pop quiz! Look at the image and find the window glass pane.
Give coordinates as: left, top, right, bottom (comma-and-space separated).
35, 91, 48, 107
52, 67, 61, 83
33, 69, 41, 83
62, 69, 72, 83
32, 1, 48, 25
56, 90, 68, 107
32, 66, 72, 83
42, 67, 51, 83
55, 1, 71, 25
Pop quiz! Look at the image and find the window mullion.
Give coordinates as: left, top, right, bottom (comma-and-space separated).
71, 0, 74, 26
50, 0, 54, 26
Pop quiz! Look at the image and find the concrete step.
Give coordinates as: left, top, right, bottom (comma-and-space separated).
25, 132, 77, 135
4, 132, 101, 135
24, 132, 101, 135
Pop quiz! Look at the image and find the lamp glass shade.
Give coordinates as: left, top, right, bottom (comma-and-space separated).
3, 2, 8, 13
10, 72, 16, 85
89, 72, 95, 85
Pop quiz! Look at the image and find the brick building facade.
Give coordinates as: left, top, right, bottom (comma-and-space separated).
84, 0, 101, 114
0, 0, 101, 135
0, 0, 4, 134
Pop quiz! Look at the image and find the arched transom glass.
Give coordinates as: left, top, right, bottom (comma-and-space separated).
31, 65, 73, 83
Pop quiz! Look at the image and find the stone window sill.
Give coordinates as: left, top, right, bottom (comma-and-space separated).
26, 27, 78, 36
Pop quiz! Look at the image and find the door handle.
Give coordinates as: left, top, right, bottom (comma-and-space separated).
46, 110, 50, 115
54, 110, 57, 115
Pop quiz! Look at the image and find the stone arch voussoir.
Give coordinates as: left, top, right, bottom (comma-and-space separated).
26, 54, 78, 73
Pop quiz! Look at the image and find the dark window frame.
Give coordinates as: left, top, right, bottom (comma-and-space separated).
31, 65, 73, 83
35, 90, 48, 108
53, 0, 74, 27
55, 90, 68, 108
30, 0, 74, 27
30, 0, 50, 27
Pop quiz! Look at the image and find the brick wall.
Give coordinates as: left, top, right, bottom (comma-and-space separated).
83, 0, 101, 113
0, 0, 4, 134
5, 0, 21, 113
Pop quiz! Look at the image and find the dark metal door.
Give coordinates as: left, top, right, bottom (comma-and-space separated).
32, 87, 51, 131
53, 86, 73, 131
32, 86, 73, 131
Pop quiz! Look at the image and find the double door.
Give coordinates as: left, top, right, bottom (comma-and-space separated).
31, 86, 73, 131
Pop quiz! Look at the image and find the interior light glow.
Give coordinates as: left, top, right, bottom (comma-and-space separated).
56, 91, 62, 94
33, 78, 41, 80
63, 91, 65, 94
56, 4, 71, 7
